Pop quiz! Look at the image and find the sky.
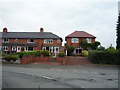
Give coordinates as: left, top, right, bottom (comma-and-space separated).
0, 0, 119, 48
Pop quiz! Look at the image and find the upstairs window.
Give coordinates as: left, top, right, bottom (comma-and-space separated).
28, 39, 34, 43
44, 39, 53, 44
3, 38, 9, 43
86, 38, 91, 43
15, 39, 18, 42
72, 38, 78, 43
57, 39, 60, 43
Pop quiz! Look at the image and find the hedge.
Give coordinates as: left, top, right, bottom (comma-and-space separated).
17, 50, 50, 58
58, 52, 65, 57
3, 54, 19, 61
88, 50, 119, 65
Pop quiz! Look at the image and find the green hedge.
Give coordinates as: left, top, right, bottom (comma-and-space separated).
58, 52, 65, 57
42, 50, 50, 57
3, 55, 19, 61
88, 50, 119, 65
18, 50, 50, 58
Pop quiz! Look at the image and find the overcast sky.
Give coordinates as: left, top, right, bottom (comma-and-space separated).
0, 0, 119, 48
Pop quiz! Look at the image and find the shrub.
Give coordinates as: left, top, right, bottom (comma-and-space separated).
97, 46, 105, 51
82, 50, 88, 57
17, 52, 23, 58
42, 50, 50, 56
58, 52, 65, 57
88, 50, 119, 65
4, 55, 12, 61
11, 55, 19, 61
4, 54, 19, 62
35, 50, 42, 56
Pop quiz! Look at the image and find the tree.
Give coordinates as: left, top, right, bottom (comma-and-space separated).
116, 13, 120, 49
92, 41, 101, 50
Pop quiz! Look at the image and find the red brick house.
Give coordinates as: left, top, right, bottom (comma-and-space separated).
65, 31, 96, 55
0, 28, 64, 55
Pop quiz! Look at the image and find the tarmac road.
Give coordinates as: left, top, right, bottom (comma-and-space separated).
1, 64, 119, 89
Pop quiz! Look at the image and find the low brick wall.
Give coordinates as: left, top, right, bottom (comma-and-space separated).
56, 56, 67, 65
20, 55, 51, 64
20, 55, 67, 65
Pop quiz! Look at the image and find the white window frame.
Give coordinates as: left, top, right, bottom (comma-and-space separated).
25, 47, 34, 51
71, 38, 78, 43
42, 47, 46, 50
54, 47, 59, 53
86, 38, 91, 43
12, 46, 16, 51
27, 39, 34, 43
3, 46, 8, 51
44, 39, 53, 44
2, 38, 9, 43
57, 39, 60, 43
17, 46, 21, 52
15, 39, 18, 42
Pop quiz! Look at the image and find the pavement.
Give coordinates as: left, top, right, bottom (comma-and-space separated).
1, 64, 118, 89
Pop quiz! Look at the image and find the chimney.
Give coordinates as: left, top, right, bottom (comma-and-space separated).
40, 27, 44, 32
3, 27, 8, 32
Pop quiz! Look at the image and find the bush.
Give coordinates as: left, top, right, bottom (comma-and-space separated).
58, 52, 65, 57
42, 50, 50, 56
88, 50, 119, 65
17, 52, 23, 58
4, 55, 12, 61
11, 55, 19, 61
82, 50, 88, 57
35, 50, 42, 56
4, 54, 19, 62
97, 46, 105, 51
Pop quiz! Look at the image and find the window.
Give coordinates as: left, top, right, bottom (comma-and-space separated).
55, 47, 59, 53
17, 46, 21, 52
25, 47, 34, 51
15, 39, 18, 42
3, 38, 9, 42
44, 39, 53, 43
72, 38, 78, 43
12, 46, 16, 51
75, 47, 81, 54
3, 46, 8, 51
57, 39, 60, 43
86, 38, 91, 43
28, 39, 34, 43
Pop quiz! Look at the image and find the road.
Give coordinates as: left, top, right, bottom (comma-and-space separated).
1, 64, 119, 89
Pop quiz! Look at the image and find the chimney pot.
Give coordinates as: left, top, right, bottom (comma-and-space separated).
3, 28, 8, 32
40, 28, 44, 32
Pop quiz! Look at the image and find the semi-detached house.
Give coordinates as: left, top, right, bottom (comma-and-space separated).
0, 28, 64, 55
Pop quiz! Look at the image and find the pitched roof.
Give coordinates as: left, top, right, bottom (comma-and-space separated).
0, 32, 62, 39
2, 42, 38, 47
66, 31, 96, 38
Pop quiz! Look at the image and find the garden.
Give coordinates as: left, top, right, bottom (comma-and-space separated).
1, 50, 66, 64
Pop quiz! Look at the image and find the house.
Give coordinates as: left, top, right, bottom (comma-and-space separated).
65, 31, 96, 55
0, 28, 63, 55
